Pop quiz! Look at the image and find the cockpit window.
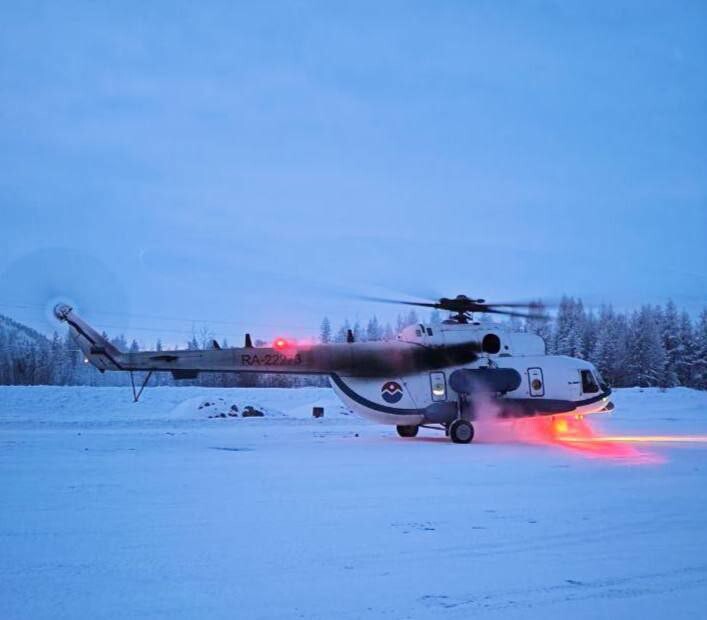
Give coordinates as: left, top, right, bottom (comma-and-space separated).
581, 370, 600, 394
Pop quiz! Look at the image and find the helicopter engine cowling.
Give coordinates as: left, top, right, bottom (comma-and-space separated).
422, 401, 458, 424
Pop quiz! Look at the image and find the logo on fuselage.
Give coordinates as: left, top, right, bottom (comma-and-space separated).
381, 381, 403, 403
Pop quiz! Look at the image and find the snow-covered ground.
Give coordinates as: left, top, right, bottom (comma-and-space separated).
1, 386, 707, 619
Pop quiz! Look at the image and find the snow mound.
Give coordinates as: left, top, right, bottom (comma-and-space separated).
170, 395, 282, 419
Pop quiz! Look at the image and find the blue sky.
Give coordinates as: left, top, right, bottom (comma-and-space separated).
1, 1, 706, 344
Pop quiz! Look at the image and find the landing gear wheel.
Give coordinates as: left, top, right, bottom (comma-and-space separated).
396, 425, 419, 438
449, 419, 474, 444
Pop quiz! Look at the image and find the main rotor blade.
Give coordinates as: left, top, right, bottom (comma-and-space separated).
357, 295, 440, 309
482, 308, 546, 320
483, 302, 541, 309
356, 292, 551, 319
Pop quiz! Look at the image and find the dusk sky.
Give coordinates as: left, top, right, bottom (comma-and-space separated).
2, 1, 706, 344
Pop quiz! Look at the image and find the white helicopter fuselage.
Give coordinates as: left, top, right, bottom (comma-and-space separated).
329, 322, 613, 426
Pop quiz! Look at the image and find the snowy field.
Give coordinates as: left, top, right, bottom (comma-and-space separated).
2, 386, 707, 619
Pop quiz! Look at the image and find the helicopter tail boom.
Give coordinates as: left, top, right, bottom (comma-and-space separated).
54, 304, 481, 387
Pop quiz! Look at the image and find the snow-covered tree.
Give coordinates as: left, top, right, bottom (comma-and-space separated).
693, 310, 707, 390
659, 300, 680, 387
396, 310, 419, 332
590, 306, 628, 386
320, 317, 332, 344
524, 300, 552, 347
625, 306, 667, 387
366, 316, 382, 341
352, 320, 363, 343
187, 335, 199, 350
383, 322, 394, 340
581, 310, 598, 361
675, 310, 696, 387
334, 319, 351, 343
553, 297, 585, 357
110, 333, 128, 352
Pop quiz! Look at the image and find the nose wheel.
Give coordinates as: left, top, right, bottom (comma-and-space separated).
448, 419, 474, 444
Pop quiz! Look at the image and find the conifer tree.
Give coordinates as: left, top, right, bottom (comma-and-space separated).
524, 300, 552, 348
659, 300, 680, 387
352, 321, 363, 343
554, 297, 584, 357
693, 310, 707, 389
366, 316, 381, 341
626, 306, 667, 387
383, 322, 394, 341
319, 317, 332, 344
334, 319, 351, 343
675, 310, 695, 387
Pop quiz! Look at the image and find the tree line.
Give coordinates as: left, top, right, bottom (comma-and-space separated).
319, 298, 707, 390
1, 297, 706, 390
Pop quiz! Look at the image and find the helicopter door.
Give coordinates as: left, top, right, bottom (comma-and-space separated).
527, 367, 545, 397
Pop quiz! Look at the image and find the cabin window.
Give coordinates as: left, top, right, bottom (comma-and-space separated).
482, 333, 501, 354
430, 372, 447, 401
581, 370, 599, 394
528, 367, 544, 396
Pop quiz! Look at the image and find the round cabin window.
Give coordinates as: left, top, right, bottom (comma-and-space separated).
482, 333, 501, 354
531, 379, 543, 391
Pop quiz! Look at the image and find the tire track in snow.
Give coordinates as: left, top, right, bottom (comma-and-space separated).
418, 564, 707, 613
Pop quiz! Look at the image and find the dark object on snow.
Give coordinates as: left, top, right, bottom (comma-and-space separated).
242, 406, 264, 417
172, 369, 199, 380
312, 406, 324, 418
228, 404, 239, 417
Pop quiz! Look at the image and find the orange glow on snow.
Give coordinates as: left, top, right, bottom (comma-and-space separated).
480, 416, 672, 463
563, 435, 707, 444
553, 418, 568, 434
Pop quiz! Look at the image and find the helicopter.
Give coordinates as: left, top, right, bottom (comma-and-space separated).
53, 294, 613, 444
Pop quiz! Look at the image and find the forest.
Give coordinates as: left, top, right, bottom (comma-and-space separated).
1, 297, 706, 390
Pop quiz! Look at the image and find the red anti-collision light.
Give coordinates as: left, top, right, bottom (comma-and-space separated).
274, 338, 287, 350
